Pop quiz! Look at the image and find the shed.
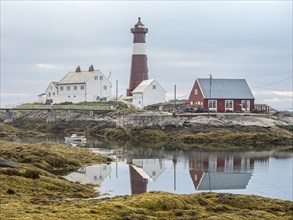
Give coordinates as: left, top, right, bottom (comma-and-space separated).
132, 79, 166, 109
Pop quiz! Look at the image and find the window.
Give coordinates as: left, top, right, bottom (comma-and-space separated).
103, 85, 107, 90
60, 86, 63, 91
99, 76, 103, 80
67, 86, 70, 91
152, 85, 156, 89
53, 92, 55, 96
48, 92, 51, 97
241, 100, 250, 111
94, 76, 99, 80
68, 96, 70, 98
225, 100, 233, 110
80, 85, 84, 90
74, 86, 77, 90
208, 100, 217, 109
195, 89, 198, 95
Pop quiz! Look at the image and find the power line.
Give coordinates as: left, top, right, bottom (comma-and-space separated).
254, 76, 292, 88
253, 87, 292, 92
248, 70, 292, 77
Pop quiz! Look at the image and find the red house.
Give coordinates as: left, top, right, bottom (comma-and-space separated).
189, 78, 255, 112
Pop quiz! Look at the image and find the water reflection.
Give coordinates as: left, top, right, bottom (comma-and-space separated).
10, 137, 292, 200
63, 148, 293, 200
64, 164, 111, 184
128, 159, 166, 194
188, 152, 262, 191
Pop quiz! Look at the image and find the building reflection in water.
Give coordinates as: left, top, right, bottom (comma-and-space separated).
188, 152, 269, 190
128, 158, 165, 194
64, 164, 111, 184
64, 148, 272, 196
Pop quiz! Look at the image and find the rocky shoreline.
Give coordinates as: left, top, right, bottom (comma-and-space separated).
0, 109, 292, 149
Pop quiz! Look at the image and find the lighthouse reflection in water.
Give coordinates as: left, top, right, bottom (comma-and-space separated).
64, 149, 292, 201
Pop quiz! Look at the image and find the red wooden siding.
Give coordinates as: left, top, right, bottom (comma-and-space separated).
202, 99, 254, 112
189, 80, 205, 109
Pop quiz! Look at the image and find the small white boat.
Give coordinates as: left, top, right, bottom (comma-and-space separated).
64, 134, 86, 142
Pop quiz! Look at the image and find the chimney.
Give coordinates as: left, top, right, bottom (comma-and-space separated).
89, 65, 94, 71
76, 66, 81, 72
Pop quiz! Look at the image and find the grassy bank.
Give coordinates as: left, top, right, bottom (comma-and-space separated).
0, 141, 109, 208
1, 191, 292, 219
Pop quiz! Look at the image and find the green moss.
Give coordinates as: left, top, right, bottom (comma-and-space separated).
2, 192, 292, 219
0, 140, 108, 174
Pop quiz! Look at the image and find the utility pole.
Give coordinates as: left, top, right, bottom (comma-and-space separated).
173, 84, 177, 117
174, 84, 177, 110
208, 74, 212, 118
116, 80, 118, 101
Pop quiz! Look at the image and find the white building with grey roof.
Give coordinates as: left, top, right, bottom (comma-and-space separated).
43, 65, 111, 104
132, 79, 166, 109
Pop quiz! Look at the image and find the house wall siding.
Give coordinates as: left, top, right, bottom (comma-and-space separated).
143, 82, 165, 107
189, 80, 205, 108
203, 99, 255, 112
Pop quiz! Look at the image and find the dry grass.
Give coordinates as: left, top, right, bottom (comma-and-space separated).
0, 140, 108, 174
1, 192, 292, 219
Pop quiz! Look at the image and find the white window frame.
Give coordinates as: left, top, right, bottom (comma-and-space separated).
208, 100, 217, 111
195, 89, 198, 95
103, 85, 107, 90
225, 100, 233, 111
80, 85, 84, 90
241, 100, 250, 111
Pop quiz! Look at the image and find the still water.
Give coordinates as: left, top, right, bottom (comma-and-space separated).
12, 137, 293, 201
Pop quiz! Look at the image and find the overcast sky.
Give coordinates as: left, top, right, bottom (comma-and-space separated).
1, 1, 292, 110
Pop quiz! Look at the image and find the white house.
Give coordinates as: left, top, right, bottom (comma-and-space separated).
132, 79, 166, 109
45, 82, 58, 104
43, 65, 111, 104
37, 93, 46, 103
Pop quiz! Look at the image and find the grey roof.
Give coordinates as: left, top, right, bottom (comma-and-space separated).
198, 78, 254, 99
58, 70, 106, 84
197, 172, 252, 190
132, 79, 155, 93
132, 79, 166, 94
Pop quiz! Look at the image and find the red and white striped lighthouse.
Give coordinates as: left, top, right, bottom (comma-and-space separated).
127, 17, 149, 96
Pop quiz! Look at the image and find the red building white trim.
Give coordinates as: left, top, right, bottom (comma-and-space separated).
127, 17, 149, 96
189, 78, 255, 112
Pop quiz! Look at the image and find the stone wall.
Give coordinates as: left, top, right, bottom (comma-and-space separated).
117, 113, 187, 129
